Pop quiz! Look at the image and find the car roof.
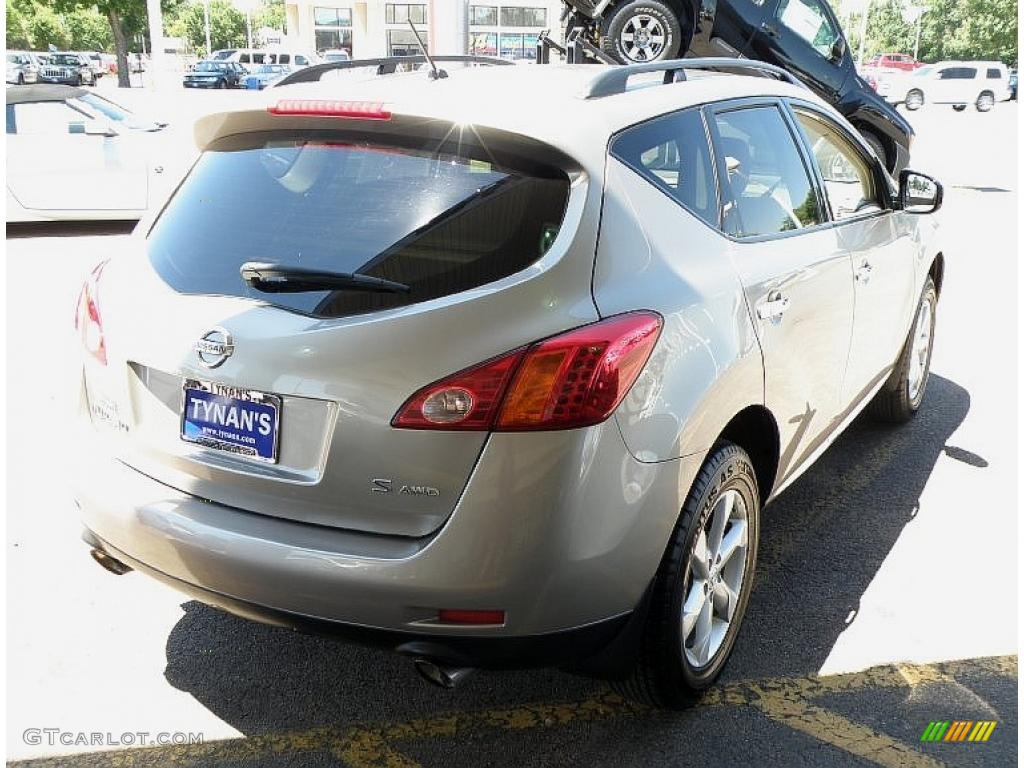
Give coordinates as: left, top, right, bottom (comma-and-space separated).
200, 63, 825, 169
5, 83, 86, 104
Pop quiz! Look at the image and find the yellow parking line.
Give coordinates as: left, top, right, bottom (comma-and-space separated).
752, 694, 947, 768
9, 655, 1014, 768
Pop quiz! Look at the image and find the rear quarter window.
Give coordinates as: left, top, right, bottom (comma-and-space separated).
147, 133, 571, 319
611, 109, 719, 228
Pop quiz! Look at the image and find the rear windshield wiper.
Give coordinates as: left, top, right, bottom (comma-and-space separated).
240, 262, 410, 294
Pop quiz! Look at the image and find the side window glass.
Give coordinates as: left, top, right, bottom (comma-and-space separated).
987, 68, 1002, 79
295, 55, 308, 65
240, 53, 250, 63
610, 108, 719, 228
777, 0, 840, 58
794, 110, 882, 221
962, 67, 977, 79
714, 106, 821, 237
279, 54, 290, 64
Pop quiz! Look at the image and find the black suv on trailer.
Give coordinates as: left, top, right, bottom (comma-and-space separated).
562, 0, 913, 172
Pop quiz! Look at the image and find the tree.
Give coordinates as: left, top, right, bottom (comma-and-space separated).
5, 0, 34, 49
66, 7, 114, 50
27, 5, 71, 50
177, 0, 247, 54
254, 0, 285, 34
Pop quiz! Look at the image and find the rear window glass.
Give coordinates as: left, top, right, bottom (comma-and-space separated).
147, 134, 570, 319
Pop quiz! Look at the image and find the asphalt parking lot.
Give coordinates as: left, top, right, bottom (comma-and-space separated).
5, 91, 1018, 767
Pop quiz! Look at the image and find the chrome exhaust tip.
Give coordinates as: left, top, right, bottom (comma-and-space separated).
90, 548, 132, 575
413, 658, 475, 689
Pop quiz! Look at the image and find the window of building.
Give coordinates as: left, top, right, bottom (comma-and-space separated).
388, 29, 428, 56
470, 5, 498, 25
500, 6, 546, 26
385, 3, 427, 25
314, 6, 353, 55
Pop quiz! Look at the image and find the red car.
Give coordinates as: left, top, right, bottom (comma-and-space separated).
866, 53, 921, 72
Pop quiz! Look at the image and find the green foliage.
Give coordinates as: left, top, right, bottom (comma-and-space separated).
65, 7, 114, 49
254, 0, 286, 33
174, 0, 247, 53
844, 0, 1018, 65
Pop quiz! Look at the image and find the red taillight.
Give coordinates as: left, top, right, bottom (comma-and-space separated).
74, 260, 108, 365
268, 99, 391, 120
392, 312, 662, 432
437, 609, 506, 625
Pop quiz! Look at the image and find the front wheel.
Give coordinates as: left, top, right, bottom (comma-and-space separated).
905, 88, 924, 110
613, 441, 760, 709
952, 104, 967, 111
868, 277, 937, 423
217, 79, 227, 89
976, 91, 995, 111
600, 1, 687, 64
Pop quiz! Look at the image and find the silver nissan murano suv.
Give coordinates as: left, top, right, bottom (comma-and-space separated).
74, 58, 944, 707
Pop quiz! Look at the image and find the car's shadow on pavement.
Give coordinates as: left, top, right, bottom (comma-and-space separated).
162, 374, 975, 747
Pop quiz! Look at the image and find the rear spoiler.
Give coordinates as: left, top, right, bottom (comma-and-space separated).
275, 55, 513, 87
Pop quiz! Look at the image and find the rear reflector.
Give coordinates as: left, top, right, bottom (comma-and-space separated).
392, 312, 663, 432
438, 609, 506, 625
268, 100, 391, 120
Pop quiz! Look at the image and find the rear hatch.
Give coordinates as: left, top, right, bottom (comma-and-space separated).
85, 112, 593, 537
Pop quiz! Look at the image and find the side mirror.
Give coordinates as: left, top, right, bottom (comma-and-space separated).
898, 170, 943, 213
830, 37, 847, 62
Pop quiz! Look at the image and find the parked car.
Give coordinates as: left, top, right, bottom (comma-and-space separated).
559, 0, 913, 173
75, 59, 944, 706
211, 47, 319, 67
72, 51, 107, 79
126, 52, 147, 73
864, 52, 920, 72
37, 52, 94, 85
243, 63, 292, 89
321, 49, 352, 63
6, 51, 40, 84
6, 84, 170, 221
182, 60, 246, 88
884, 60, 1012, 111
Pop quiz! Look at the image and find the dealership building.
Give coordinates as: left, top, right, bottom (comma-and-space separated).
283, 0, 565, 60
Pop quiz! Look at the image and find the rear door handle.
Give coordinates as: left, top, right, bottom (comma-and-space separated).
855, 261, 874, 283
757, 293, 790, 321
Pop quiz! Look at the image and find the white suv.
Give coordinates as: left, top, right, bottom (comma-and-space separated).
76, 58, 944, 707
888, 60, 1012, 111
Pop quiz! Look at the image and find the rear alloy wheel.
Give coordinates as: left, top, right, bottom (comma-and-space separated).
868, 277, 937, 422
613, 441, 760, 709
905, 89, 924, 110
601, 1, 686, 64
976, 91, 995, 112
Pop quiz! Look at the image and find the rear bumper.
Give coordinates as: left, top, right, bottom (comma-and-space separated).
74, 422, 701, 648
83, 527, 630, 669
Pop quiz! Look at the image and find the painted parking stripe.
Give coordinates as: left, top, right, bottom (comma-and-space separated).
9, 654, 1014, 768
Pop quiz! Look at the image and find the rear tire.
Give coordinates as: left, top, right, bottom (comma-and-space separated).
952, 104, 967, 111
17, 73, 24, 85
868, 277, 937, 423
600, 1, 687, 64
612, 441, 760, 709
217, 78, 227, 89
858, 129, 888, 169
976, 91, 995, 111
905, 88, 923, 110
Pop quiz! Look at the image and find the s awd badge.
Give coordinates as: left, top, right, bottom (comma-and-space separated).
372, 479, 440, 497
